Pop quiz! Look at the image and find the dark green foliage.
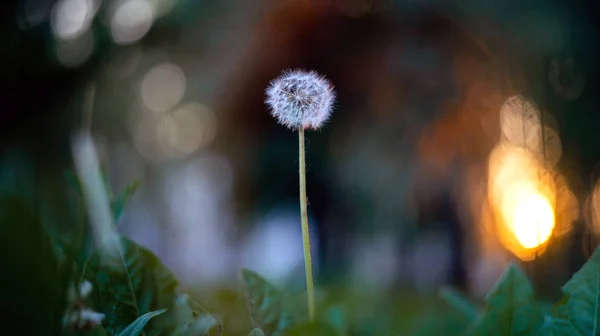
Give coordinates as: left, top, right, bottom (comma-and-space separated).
437, 248, 600, 336
240, 269, 297, 336
11, 170, 600, 336
112, 180, 142, 223
65, 170, 141, 223
84, 235, 179, 336
560, 247, 600, 335
0, 197, 65, 335
439, 286, 481, 324
119, 309, 167, 336
248, 329, 266, 336
324, 305, 347, 335
473, 263, 545, 335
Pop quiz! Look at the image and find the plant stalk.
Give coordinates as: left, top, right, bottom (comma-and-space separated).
298, 128, 316, 321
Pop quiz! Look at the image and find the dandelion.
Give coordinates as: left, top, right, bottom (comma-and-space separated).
265, 69, 335, 130
265, 69, 336, 321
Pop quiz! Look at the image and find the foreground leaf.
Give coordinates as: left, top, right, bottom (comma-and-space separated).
119, 309, 166, 336
65, 170, 140, 223
561, 247, 600, 336
249, 329, 265, 336
111, 180, 141, 223
535, 316, 578, 336
438, 286, 480, 323
0, 197, 64, 335
85, 235, 178, 335
474, 263, 544, 336
324, 305, 347, 335
241, 269, 296, 336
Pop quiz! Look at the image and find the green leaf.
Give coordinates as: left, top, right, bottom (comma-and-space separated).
118, 309, 167, 336
0, 197, 64, 335
65, 170, 140, 223
473, 263, 544, 336
65, 170, 83, 195
240, 269, 296, 336
84, 235, 178, 335
111, 180, 141, 223
535, 316, 579, 336
438, 286, 480, 323
324, 305, 347, 335
561, 247, 600, 336
249, 329, 266, 336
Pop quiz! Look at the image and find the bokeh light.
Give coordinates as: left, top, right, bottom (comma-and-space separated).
19, 0, 55, 28
554, 174, 579, 236
110, 0, 155, 45
140, 62, 186, 113
589, 181, 600, 237
156, 103, 217, 157
499, 95, 563, 169
499, 95, 540, 149
51, 0, 96, 41
526, 124, 563, 168
487, 142, 556, 260
490, 95, 575, 260
504, 183, 554, 249
55, 29, 95, 67
147, 0, 178, 18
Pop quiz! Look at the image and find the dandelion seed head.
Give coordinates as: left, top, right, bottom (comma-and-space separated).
265, 69, 336, 130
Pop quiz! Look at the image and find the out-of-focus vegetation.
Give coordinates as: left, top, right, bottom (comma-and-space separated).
2, 0, 600, 335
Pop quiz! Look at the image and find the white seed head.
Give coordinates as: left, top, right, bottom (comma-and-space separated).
265, 69, 336, 130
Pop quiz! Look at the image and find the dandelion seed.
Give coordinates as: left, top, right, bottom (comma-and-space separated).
265, 69, 336, 130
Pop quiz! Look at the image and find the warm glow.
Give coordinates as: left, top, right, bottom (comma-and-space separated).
508, 186, 555, 249
486, 97, 574, 260
487, 143, 557, 260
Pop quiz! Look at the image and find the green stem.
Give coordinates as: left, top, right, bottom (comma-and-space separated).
298, 128, 316, 321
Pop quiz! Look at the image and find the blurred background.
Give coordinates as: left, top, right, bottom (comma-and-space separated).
1, 0, 600, 332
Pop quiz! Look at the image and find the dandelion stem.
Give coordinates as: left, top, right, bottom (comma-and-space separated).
298, 127, 316, 321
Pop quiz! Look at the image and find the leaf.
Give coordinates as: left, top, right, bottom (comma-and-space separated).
84, 235, 179, 336
0, 197, 64, 335
534, 315, 579, 336
324, 305, 347, 335
119, 309, 167, 336
473, 263, 544, 336
438, 286, 480, 323
561, 247, 600, 335
111, 180, 141, 223
66, 170, 140, 223
249, 329, 266, 336
240, 269, 296, 336
65, 169, 84, 192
